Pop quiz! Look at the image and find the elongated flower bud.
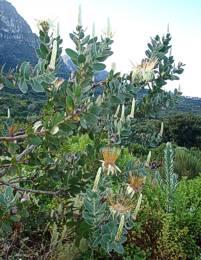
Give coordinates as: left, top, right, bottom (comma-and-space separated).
0, 83, 4, 90
92, 167, 102, 192
146, 151, 151, 165
127, 98, 136, 121
114, 105, 120, 118
120, 104, 125, 122
48, 40, 57, 71
133, 193, 142, 220
57, 22, 60, 37
130, 98, 135, 118
111, 62, 116, 72
95, 95, 102, 106
167, 23, 170, 33
107, 17, 111, 37
115, 214, 125, 241
78, 5, 82, 27
159, 122, 164, 137
117, 120, 122, 136
49, 23, 59, 71
92, 22, 95, 37
7, 108, 10, 119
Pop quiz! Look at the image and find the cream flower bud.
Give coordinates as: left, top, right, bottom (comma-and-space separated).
114, 105, 120, 118
48, 23, 59, 71
127, 98, 135, 121
133, 193, 142, 220
78, 5, 82, 27
159, 122, 164, 137
92, 22, 95, 37
7, 108, 10, 119
146, 151, 151, 165
92, 167, 102, 192
120, 104, 125, 122
115, 215, 125, 241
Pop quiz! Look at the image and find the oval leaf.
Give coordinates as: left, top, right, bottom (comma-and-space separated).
78, 54, 86, 64
32, 79, 44, 92
65, 48, 78, 61
18, 79, 28, 94
93, 63, 106, 71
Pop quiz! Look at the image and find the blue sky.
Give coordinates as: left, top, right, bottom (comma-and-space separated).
9, 0, 201, 97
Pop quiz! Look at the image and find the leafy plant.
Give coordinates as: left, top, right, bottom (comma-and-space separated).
0, 10, 186, 258
155, 142, 178, 212
174, 147, 201, 178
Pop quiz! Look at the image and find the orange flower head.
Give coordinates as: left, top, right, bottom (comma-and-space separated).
128, 175, 145, 193
101, 147, 120, 168
8, 126, 15, 137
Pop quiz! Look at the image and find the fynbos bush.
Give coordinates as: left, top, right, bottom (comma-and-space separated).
0, 10, 188, 257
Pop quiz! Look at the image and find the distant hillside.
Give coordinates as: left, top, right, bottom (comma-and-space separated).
175, 96, 201, 115
160, 96, 201, 116
0, 0, 38, 70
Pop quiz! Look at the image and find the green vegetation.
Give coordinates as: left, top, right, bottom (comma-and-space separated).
0, 14, 200, 259
164, 113, 201, 148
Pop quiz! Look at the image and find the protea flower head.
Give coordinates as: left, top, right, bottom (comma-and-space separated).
100, 147, 121, 175
132, 58, 158, 83
108, 189, 143, 222
108, 193, 134, 216
127, 174, 146, 196
37, 19, 52, 32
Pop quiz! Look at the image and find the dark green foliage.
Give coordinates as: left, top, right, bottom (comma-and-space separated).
164, 113, 201, 148
0, 89, 45, 121
174, 147, 201, 178
128, 119, 162, 148
126, 176, 201, 259
173, 176, 201, 257
0, 187, 19, 236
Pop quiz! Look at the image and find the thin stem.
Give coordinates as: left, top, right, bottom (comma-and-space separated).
0, 180, 62, 196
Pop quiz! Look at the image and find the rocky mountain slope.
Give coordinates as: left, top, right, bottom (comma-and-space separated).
0, 0, 39, 70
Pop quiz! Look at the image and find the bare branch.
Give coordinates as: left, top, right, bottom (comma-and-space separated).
16, 144, 36, 161
0, 145, 36, 178
0, 180, 62, 196
0, 131, 46, 141
0, 134, 28, 141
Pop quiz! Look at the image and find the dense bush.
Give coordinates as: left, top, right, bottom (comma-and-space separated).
126, 173, 201, 259
1, 12, 200, 259
163, 113, 201, 148
174, 147, 201, 178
